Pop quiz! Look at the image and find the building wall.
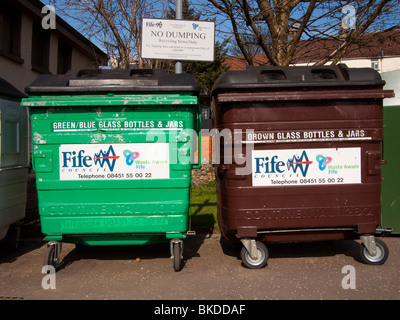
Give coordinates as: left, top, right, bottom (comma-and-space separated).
338, 56, 400, 73
0, 11, 104, 93
381, 57, 400, 73
49, 32, 58, 74
0, 13, 36, 93
381, 70, 400, 107
71, 47, 101, 71
293, 56, 400, 74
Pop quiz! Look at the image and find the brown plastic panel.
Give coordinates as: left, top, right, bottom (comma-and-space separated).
212, 66, 394, 243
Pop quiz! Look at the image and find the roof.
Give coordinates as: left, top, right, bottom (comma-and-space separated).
225, 30, 400, 70
0, 77, 26, 99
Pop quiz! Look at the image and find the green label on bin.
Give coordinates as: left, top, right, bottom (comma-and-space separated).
59, 143, 170, 180
52, 120, 184, 132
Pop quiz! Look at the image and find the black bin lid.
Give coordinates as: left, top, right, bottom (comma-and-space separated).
0, 78, 26, 100
212, 64, 385, 93
25, 69, 199, 94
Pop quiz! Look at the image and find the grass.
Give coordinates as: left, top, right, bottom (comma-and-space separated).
189, 180, 218, 234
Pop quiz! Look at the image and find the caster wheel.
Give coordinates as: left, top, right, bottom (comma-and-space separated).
44, 243, 61, 269
240, 241, 269, 269
172, 241, 183, 272
360, 238, 389, 265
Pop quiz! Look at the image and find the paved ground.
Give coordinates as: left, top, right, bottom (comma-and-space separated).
0, 220, 399, 301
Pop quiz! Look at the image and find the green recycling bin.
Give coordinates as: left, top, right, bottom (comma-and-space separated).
381, 70, 400, 234
22, 69, 201, 271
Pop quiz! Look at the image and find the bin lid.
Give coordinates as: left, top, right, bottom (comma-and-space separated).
25, 69, 199, 94
212, 64, 386, 93
0, 78, 26, 100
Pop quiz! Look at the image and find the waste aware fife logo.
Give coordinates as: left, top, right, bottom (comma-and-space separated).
123, 150, 140, 166
316, 154, 332, 171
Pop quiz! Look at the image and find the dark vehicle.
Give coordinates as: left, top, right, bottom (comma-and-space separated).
0, 78, 28, 250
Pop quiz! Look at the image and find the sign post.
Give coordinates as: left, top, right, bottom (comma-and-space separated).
176, 0, 183, 74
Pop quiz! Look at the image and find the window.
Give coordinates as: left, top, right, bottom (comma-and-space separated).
371, 59, 380, 71
57, 40, 72, 74
4, 120, 19, 154
0, 5, 23, 63
31, 23, 50, 73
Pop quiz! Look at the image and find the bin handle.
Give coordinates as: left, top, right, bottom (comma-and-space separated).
192, 102, 202, 170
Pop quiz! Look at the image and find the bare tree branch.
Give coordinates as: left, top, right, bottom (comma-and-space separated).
53, 0, 165, 68
207, 0, 400, 66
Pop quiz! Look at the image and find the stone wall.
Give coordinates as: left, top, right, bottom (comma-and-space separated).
191, 164, 215, 186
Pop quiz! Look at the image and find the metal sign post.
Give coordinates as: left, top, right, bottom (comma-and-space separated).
175, 0, 183, 74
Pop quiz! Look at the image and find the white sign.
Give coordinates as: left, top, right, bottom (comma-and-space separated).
252, 147, 361, 187
141, 18, 215, 61
59, 143, 169, 180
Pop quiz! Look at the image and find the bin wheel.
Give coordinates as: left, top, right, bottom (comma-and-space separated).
44, 243, 60, 270
172, 241, 182, 272
240, 241, 269, 269
360, 238, 389, 265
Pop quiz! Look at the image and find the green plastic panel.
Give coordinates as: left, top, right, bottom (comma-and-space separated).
381, 105, 400, 233
23, 93, 200, 244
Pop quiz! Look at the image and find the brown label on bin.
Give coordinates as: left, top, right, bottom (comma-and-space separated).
252, 147, 362, 187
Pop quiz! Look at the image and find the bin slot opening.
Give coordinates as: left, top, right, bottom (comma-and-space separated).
259, 70, 286, 82
130, 69, 154, 78
311, 69, 337, 80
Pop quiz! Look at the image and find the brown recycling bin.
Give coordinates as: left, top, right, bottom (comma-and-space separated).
211, 65, 394, 268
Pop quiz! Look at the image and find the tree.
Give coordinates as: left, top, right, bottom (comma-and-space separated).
207, 0, 400, 66
184, 41, 230, 96
52, 0, 168, 68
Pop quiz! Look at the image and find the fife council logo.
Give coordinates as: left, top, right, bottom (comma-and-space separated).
254, 150, 313, 178
286, 150, 313, 177
61, 145, 120, 172
93, 146, 120, 171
